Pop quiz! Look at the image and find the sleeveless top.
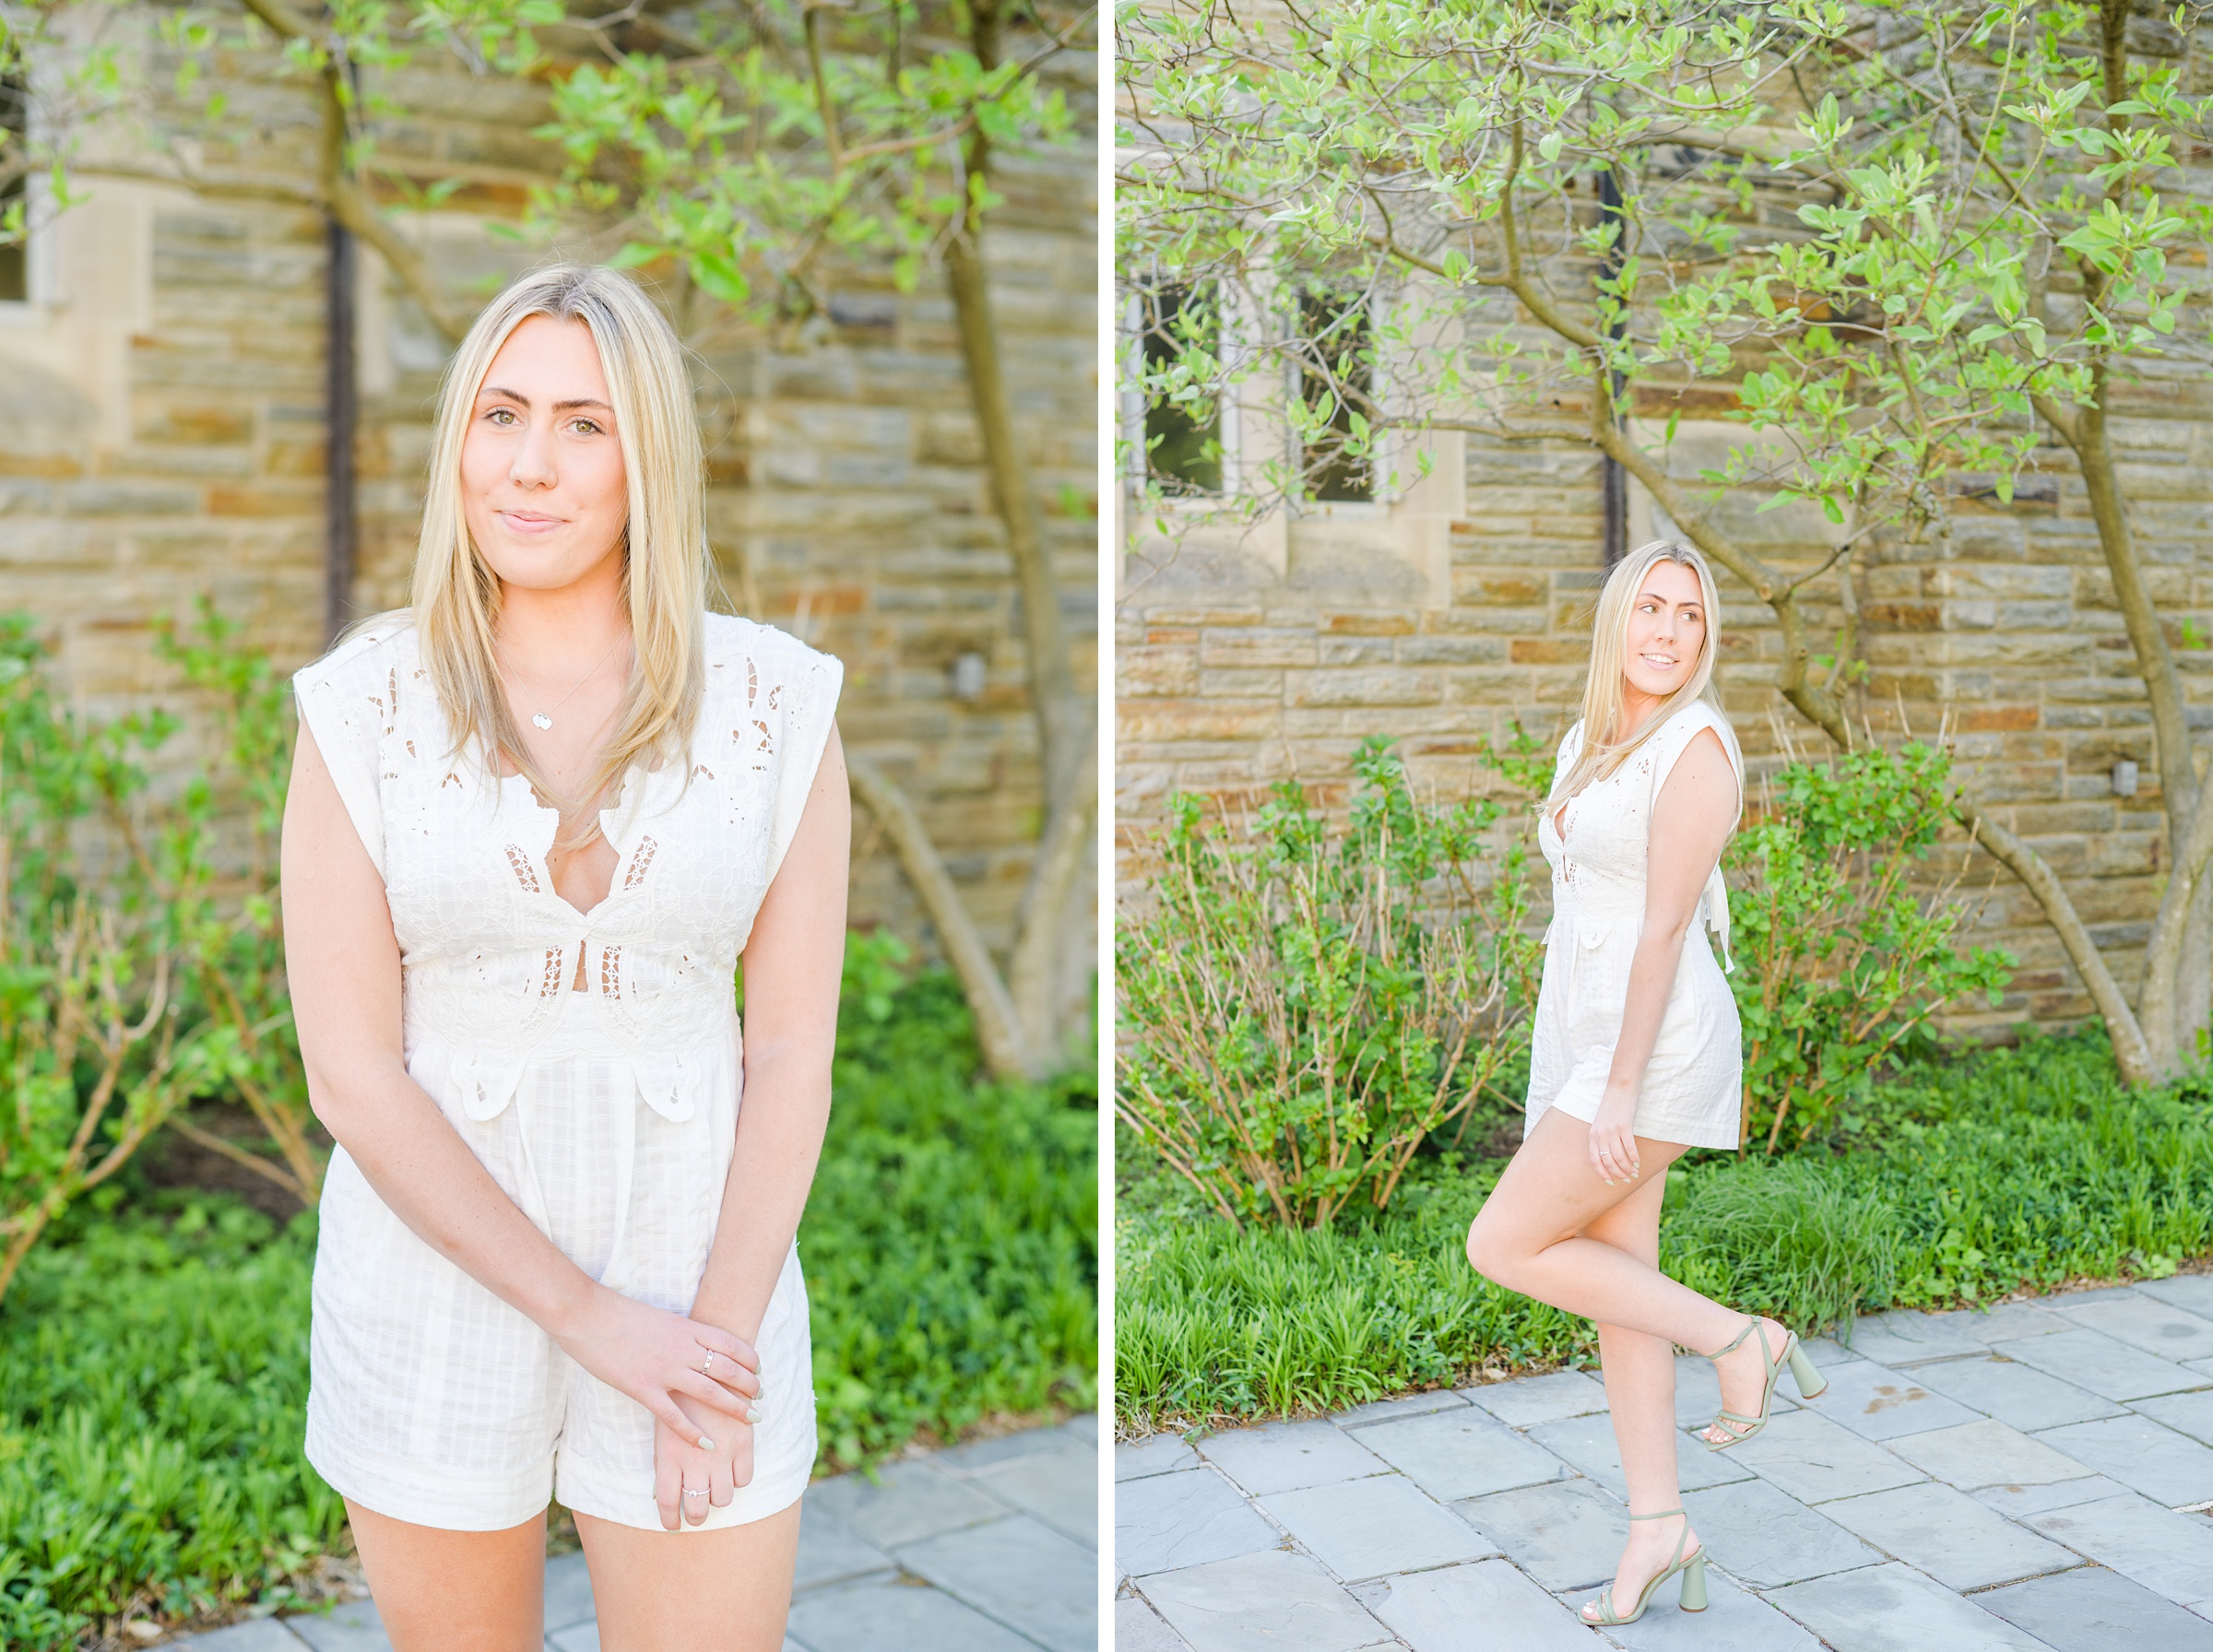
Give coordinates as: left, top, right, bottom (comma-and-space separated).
292, 610, 845, 1121
1524, 698, 1746, 1151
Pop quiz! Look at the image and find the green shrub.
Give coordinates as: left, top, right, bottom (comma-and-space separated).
1662, 1161, 1900, 1329
1117, 737, 1541, 1230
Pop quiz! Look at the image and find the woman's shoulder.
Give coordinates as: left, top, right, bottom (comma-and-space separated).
292, 610, 420, 702
1653, 697, 1742, 782
702, 612, 844, 697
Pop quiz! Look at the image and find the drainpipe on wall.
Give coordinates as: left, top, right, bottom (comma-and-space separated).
325, 215, 358, 643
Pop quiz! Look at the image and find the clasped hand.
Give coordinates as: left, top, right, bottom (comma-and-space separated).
1589, 1097, 1642, 1186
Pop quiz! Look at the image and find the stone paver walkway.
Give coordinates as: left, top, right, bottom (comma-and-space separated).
171, 1414, 1096, 1652
1116, 1279, 2213, 1651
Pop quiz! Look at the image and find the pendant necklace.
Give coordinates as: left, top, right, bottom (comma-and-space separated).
506, 633, 627, 732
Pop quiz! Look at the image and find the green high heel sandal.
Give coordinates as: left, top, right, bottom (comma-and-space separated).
1700, 1317, 1828, 1450
1580, 1509, 1708, 1626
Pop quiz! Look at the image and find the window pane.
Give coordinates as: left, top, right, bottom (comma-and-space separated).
1297, 286, 1372, 502
0, 75, 26, 303
1142, 283, 1221, 493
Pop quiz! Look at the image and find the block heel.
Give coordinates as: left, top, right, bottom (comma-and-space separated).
1678, 1551, 1708, 1612
1786, 1339, 1828, 1400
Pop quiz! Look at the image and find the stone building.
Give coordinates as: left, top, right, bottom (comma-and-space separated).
0, 20, 1098, 977
1114, 385, 2213, 1041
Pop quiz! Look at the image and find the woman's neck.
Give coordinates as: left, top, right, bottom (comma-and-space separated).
495, 550, 630, 667
1614, 685, 1668, 743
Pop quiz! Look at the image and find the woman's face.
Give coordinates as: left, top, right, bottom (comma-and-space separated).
1621, 558, 1706, 701
459, 314, 630, 596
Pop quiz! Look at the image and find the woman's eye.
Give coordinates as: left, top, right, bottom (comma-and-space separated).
569, 419, 602, 436
487, 407, 516, 424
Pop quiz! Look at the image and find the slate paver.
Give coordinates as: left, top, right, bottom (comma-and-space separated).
2034, 1413, 2213, 1507
1367, 1557, 1603, 1651
1452, 1476, 1628, 1593
1911, 1353, 2126, 1432
791, 1507, 895, 1592
1765, 1561, 2049, 1650
1138, 1548, 1391, 1652
1970, 1474, 2135, 1521
1975, 1564, 2213, 1652
542, 1552, 595, 1632
896, 1514, 1095, 1652
1260, 1472, 1494, 1582
2022, 1493, 2213, 1608
1117, 1466, 1279, 1579
1678, 1478, 1883, 1587
966, 1440, 1097, 1547
2052, 1292, 2213, 1365
1335, 1389, 1467, 1426
2138, 1274, 2213, 1321
786, 1578, 1040, 1652
1886, 1417, 2097, 1491
179, 1625, 308, 1651
1795, 1354, 1983, 1442
1591, 1568, 1821, 1650
1461, 1369, 1608, 1430
1118, 1593, 1195, 1651
1345, 1406, 1567, 1501
1929, 1302, 2075, 1344
1817, 1480, 2078, 1590
1993, 1328, 2206, 1402
1721, 1407, 1928, 1504
1196, 1420, 1386, 1496
1670, 1351, 1799, 1433
2131, 1388, 2213, 1451
804, 1457, 1005, 1549
1840, 1308, 1997, 1366
1119, 1434, 1201, 1481
1524, 1410, 1752, 1501
288, 1600, 389, 1652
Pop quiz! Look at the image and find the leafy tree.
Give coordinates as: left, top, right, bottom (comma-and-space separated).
1119, 0, 2213, 1081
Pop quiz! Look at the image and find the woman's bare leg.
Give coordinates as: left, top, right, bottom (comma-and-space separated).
575, 1501, 801, 1652
345, 1500, 546, 1652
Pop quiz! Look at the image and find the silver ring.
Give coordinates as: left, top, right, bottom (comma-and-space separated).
701, 1351, 716, 1375
682, 1487, 709, 1499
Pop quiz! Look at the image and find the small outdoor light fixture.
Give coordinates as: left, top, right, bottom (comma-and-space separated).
950, 652, 988, 702
2113, 760, 2140, 798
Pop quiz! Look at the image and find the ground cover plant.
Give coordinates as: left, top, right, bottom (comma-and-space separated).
1116, 1032, 2213, 1431
0, 961, 1097, 1651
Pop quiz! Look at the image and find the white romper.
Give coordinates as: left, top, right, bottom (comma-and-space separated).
1525, 700, 1746, 1152
291, 610, 843, 1532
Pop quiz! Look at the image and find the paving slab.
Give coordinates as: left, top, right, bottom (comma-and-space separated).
179, 1625, 307, 1651
1452, 1476, 1629, 1593
1334, 1388, 1467, 1426
1929, 1302, 2075, 1343
1348, 1406, 1568, 1501
1118, 1594, 1194, 1651
544, 1622, 598, 1652
1970, 1474, 2135, 1521
2138, 1275, 2213, 1321
542, 1552, 595, 1632
896, 1514, 1095, 1652
287, 1601, 389, 1652
2022, 1493, 2213, 1608
1260, 1471, 1494, 1582
1994, 1328, 2207, 1402
1670, 1351, 1799, 1434
1368, 1557, 1604, 1651
2034, 1412, 2213, 1507
1195, 1421, 1386, 1497
1886, 1417, 2096, 1491
1524, 1411, 1752, 1501
1119, 1434, 1201, 1481
1677, 1478, 1882, 1588
1911, 1353, 2127, 1432
786, 1578, 1040, 1652
1840, 1309, 1998, 1367
1589, 1568, 1821, 1650
1117, 1466, 1280, 1579
1793, 1355, 1984, 1442
1765, 1561, 2049, 1650
2131, 1388, 2213, 1450
2052, 1292, 2213, 1364
965, 1438, 1097, 1546
804, 1457, 1005, 1549
1798, 1336, 1854, 1369
1721, 1408, 1927, 1504
1817, 1480, 2078, 1590
791, 1515, 895, 1593
1462, 1369, 1609, 1429
1975, 1564, 2213, 1652
1138, 1548, 1391, 1652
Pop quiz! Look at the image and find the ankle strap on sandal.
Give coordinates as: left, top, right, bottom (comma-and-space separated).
1628, 1509, 1686, 1521
1705, 1316, 1767, 1361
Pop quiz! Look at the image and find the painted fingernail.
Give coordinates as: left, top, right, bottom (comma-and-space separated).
746, 1408, 763, 1424
699, 1435, 716, 1450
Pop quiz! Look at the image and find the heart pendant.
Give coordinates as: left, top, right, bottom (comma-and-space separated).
532, 714, 552, 730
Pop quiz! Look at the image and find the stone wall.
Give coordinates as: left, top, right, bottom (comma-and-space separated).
0, 26, 1098, 978
1114, 377, 2213, 1039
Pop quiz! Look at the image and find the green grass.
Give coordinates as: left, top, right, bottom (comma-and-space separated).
0, 970, 1097, 1651
1117, 1030, 2213, 1430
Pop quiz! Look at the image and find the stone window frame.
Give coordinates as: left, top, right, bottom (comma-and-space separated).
0, 65, 50, 315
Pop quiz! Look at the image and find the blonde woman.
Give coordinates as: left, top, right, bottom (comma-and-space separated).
281, 264, 846, 1651
1464, 541, 1827, 1629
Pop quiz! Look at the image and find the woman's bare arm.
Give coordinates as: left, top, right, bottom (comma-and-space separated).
1589, 726, 1738, 1183
281, 717, 757, 1444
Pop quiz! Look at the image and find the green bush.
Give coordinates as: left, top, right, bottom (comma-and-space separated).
1116, 1032, 2213, 1429
1, 963, 1096, 1650
1117, 737, 1541, 1230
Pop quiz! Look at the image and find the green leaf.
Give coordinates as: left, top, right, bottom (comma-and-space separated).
608, 242, 662, 270
688, 252, 751, 309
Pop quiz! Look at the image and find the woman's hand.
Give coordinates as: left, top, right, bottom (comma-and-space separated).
1590, 1094, 1642, 1186
655, 1392, 758, 1529
550, 1282, 762, 1447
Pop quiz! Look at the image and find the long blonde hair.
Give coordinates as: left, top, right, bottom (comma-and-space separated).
394, 263, 712, 829
1549, 539, 1726, 807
